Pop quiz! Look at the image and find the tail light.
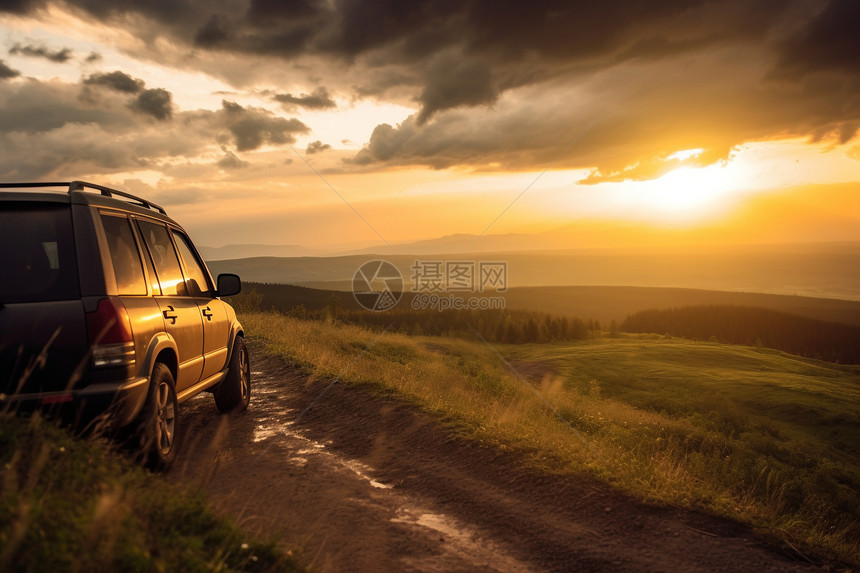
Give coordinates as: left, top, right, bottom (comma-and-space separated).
86, 297, 135, 369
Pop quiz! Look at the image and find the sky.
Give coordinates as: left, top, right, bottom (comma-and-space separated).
0, 0, 858, 251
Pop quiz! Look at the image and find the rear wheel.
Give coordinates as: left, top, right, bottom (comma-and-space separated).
138, 363, 180, 470
215, 336, 251, 413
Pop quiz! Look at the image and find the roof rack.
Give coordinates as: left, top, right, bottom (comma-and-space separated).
0, 181, 167, 215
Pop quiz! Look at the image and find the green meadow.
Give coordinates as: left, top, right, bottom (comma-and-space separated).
509, 337, 860, 556
244, 312, 860, 565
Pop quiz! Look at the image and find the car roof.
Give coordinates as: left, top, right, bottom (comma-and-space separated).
0, 181, 178, 226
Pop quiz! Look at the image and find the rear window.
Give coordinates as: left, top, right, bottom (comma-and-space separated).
0, 204, 79, 303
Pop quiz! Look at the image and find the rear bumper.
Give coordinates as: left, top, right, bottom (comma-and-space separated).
0, 375, 149, 431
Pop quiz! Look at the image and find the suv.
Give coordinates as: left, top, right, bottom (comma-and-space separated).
0, 181, 250, 468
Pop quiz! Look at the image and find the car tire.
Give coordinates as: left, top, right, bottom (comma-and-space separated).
138, 363, 180, 470
215, 336, 251, 414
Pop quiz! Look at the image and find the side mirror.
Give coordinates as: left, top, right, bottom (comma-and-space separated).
217, 273, 241, 297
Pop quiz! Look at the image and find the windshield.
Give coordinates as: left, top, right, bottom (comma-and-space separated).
0, 203, 80, 303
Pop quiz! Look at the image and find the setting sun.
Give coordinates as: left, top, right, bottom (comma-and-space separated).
642, 164, 738, 216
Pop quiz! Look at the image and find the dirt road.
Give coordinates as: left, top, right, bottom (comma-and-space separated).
176, 339, 820, 572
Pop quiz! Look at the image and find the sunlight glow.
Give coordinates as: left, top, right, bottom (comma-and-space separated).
649, 167, 729, 209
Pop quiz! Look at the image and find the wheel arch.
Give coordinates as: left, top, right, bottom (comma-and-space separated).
225, 320, 245, 364
155, 348, 178, 383
140, 332, 179, 382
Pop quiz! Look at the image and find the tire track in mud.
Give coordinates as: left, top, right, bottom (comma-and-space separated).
174, 338, 821, 572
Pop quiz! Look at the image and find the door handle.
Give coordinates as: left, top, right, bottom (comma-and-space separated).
163, 305, 177, 325
202, 306, 213, 321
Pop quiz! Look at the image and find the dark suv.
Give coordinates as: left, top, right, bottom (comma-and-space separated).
0, 181, 250, 468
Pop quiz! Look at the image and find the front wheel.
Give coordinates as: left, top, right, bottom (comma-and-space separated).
137, 363, 180, 470
215, 336, 251, 414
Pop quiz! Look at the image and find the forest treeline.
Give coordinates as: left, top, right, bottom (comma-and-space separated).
229, 282, 595, 343
622, 305, 860, 363
229, 283, 860, 362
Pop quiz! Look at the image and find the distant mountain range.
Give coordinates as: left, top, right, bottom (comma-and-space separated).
206, 241, 860, 302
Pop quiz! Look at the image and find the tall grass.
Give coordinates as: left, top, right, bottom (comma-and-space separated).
0, 413, 301, 572
244, 311, 860, 566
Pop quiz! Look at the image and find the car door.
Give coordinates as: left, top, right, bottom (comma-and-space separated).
171, 229, 231, 381
98, 211, 163, 377
135, 219, 204, 392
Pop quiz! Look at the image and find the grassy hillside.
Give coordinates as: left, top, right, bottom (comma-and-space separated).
243, 311, 860, 565
0, 414, 301, 572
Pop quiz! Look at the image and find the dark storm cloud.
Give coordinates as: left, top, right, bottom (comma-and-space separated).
84, 71, 145, 93
189, 0, 796, 123
0, 0, 37, 13
130, 88, 173, 120
9, 42, 73, 63
220, 100, 309, 151
346, 38, 857, 175
0, 75, 309, 178
416, 53, 498, 123
6, 1, 786, 100
246, 0, 319, 23
63, 0, 197, 21
273, 87, 336, 110
347, 114, 503, 169
0, 79, 130, 133
0, 78, 182, 178
194, 13, 233, 48
0, 60, 20, 79
342, 0, 860, 174
0, 1, 847, 88
774, 0, 860, 78
3, 0, 859, 177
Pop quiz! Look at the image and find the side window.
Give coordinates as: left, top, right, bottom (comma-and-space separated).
137, 220, 186, 296
100, 214, 146, 295
172, 231, 212, 298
